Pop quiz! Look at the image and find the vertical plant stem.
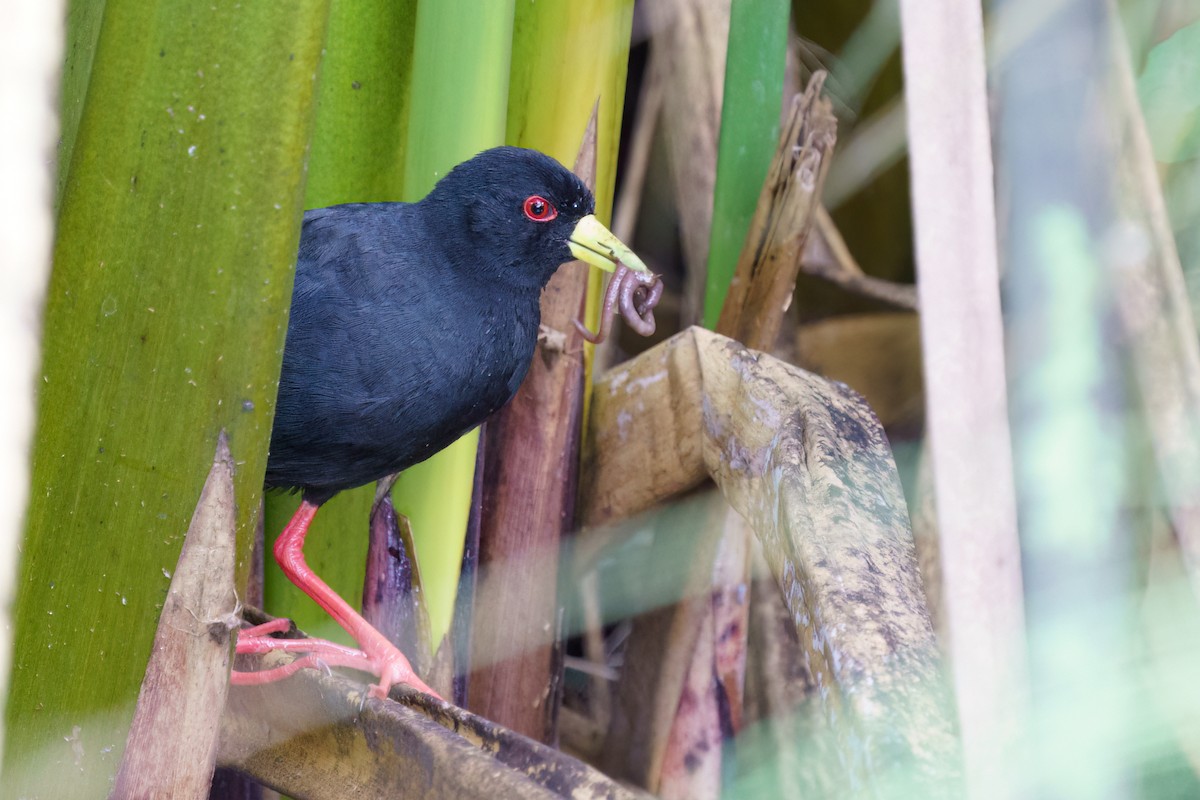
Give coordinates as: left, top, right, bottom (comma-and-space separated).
505, 0, 635, 395
469, 112, 598, 742
461, 0, 633, 741
703, 0, 790, 329
897, 0, 1027, 797
645, 0, 730, 325
113, 436, 237, 799
714, 78, 837, 350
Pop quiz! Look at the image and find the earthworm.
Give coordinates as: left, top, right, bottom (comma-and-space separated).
574, 264, 664, 344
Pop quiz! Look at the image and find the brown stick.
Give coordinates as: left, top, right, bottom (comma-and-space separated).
220, 656, 650, 800
361, 488, 432, 678
597, 492, 724, 790
579, 328, 961, 792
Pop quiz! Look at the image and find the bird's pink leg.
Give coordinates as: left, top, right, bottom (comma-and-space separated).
232, 499, 440, 700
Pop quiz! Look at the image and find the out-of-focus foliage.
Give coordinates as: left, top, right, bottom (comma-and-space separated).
1137, 19, 1200, 163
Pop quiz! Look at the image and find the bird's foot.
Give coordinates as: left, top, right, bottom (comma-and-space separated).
230, 618, 441, 701
363, 642, 439, 700
232, 621, 372, 684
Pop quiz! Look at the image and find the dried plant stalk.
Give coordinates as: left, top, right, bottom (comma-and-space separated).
580, 328, 961, 793
716, 73, 838, 351
114, 435, 239, 800
899, 0, 1027, 796
645, 0, 730, 324
220, 657, 649, 800
468, 108, 599, 741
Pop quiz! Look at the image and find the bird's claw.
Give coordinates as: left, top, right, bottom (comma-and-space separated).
232, 622, 443, 701
366, 648, 441, 701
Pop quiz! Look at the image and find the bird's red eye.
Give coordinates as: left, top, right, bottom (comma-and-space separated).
523, 195, 557, 222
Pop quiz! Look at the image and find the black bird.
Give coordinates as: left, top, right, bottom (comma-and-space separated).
231, 147, 651, 699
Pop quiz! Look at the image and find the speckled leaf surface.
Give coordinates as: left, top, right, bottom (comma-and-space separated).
4, 1, 330, 794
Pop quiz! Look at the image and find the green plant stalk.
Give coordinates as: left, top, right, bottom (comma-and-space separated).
263, 0, 418, 647
703, 0, 790, 329
393, 0, 516, 649
506, 0, 635, 363
3, 0, 330, 793
401, 2, 515, 198
507, 1, 633, 223
1136, 19, 1200, 164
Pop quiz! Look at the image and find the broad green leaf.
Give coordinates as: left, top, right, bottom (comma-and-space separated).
703, 0, 790, 328
304, 0, 417, 206
1138, 19, 1200, 163
400, 0, 515, 198
3, 0, 330, 794
507, 0, 635, 222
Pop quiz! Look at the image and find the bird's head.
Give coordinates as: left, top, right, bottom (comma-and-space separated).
421, 146, 649, 290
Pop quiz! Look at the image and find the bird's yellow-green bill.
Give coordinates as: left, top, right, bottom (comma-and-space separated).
569, 213, 649, 273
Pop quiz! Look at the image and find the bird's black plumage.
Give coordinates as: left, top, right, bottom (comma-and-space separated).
264, 147, 594, 503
